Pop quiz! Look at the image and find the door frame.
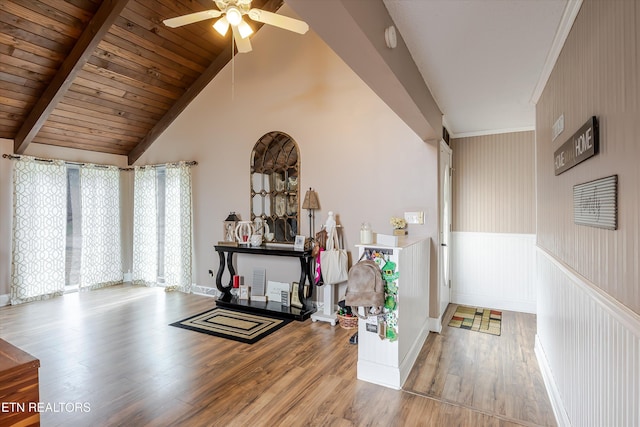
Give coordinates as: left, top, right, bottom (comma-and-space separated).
438, 139, 453, 324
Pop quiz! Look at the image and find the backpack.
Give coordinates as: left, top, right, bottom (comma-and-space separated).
345, 259, 385, 319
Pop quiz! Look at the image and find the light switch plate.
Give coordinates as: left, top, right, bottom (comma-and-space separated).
404, 211, 424, 224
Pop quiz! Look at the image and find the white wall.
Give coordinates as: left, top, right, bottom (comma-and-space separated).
132, 8, 438, 304
451, 232, 536, 313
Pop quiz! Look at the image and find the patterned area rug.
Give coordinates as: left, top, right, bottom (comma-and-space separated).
170, 307, 291, 344
448, 305, 502, 336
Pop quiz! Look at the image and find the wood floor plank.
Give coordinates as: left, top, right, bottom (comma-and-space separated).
0, 285, 555, 426
403, 304, 556, 427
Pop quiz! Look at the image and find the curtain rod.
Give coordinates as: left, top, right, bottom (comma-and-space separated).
2, 154, 197, 170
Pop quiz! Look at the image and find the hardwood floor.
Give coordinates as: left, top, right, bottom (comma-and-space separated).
0, 285, 555, 426
403, 305, 556, 426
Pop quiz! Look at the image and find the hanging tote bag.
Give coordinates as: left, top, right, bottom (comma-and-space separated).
319, 226, 348, 285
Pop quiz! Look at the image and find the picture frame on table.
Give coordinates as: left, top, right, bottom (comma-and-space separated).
266, 280, 290, 303
294, 235, 305, 251
239, 285, 250, 300
290, 282, 303, 308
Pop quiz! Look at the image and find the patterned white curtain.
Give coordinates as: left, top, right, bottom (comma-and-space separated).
80, 165, 122, 289
11, 156, 67, 305
164, 163, 193, 292
132, 166, 158, 286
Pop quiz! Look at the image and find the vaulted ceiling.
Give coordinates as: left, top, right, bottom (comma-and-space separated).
0, 0, 280, 164
1, 0, 575, 165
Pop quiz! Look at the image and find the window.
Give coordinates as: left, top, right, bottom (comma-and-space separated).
65, 165, 82, 287
64, 164, 122, 289
157, 166, 166, 283
132, 163, 192, 291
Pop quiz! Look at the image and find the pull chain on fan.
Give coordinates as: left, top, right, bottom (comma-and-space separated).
231, 32, 235, 101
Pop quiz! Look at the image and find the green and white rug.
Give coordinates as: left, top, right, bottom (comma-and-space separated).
448, 305, 502, 336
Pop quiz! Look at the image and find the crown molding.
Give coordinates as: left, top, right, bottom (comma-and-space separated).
530, 0, 583, 104
451, 126, 535, 139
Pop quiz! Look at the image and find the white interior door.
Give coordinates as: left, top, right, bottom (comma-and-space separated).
439, 140, 452, 316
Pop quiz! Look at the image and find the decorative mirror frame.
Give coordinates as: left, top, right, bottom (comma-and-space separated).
250, 131, 300, 243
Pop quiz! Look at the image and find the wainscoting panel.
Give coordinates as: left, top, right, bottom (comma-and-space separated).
451, 232, 536, 313
357, 238, 431, 390
536, 248, 640, 427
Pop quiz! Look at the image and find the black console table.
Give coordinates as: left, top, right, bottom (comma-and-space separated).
213, 245, 316, 321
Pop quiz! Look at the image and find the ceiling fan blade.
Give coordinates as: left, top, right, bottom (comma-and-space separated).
247, 9, 309, 34
232, 26, 252, 53
163, 10, 222, 28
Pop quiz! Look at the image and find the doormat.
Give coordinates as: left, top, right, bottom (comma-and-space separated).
448, 305, 502, 336
170, 307, 292, 344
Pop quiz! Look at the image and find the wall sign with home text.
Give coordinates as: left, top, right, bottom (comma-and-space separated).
554, 116, 599, 175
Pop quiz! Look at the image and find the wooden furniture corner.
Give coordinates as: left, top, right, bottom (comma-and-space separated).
0, 338, 41, 426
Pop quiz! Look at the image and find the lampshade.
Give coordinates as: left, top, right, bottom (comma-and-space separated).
302, 188, 320, 210
237, 20, 253, 39
213, 17, 229, 36
223, 212, 240, 242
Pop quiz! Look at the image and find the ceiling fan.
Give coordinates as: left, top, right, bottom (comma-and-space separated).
163, 0, 309, 53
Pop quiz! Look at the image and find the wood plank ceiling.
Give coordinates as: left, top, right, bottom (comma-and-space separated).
0, 0, 281, 164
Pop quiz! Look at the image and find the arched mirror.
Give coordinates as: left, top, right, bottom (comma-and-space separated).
250, 131, 299, 243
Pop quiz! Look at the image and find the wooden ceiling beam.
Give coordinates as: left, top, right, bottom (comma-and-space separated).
128, 0, 284, 165
13, 0, 130, 154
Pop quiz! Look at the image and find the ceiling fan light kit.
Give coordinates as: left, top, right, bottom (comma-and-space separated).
225, 6, 243, 26
237, 20, 254, 38
213, 17, 230, 36
163, 0, 309, 54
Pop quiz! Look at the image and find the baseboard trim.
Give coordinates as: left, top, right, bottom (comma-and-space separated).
191, 285, 219, 298
535, 334, 570, 427
429, 315, 443, 333
0, 294, 9, 307
357, 360, 401, 390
